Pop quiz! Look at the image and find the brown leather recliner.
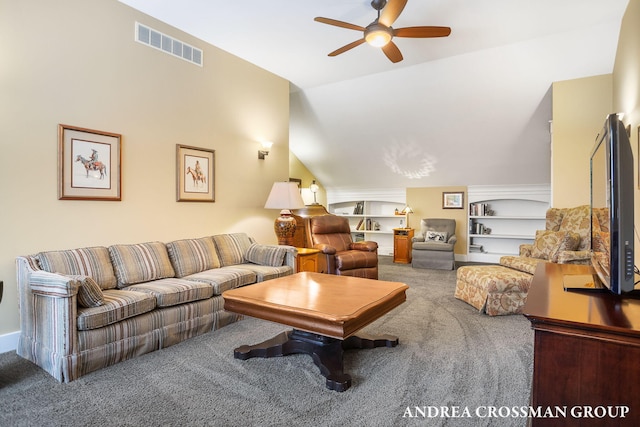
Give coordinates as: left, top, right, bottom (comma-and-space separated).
306, 214, 378, 279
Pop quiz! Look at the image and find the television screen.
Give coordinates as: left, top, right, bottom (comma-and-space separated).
590, 113, 635, 294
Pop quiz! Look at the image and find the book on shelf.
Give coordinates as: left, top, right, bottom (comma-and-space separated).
469, 203, 493, 216
352, 201, 364, 215
355, 218, 364, 230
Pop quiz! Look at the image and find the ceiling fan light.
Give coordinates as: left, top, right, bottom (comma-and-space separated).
364, 24, 392, 47
365, 30, 392, 47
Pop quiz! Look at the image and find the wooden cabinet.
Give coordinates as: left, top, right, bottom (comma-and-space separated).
393, 228, 414, 264
523, 263, 640, 426
291, 204, 330, 249
296, 248, 323, 273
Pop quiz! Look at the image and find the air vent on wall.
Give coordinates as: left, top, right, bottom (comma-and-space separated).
135, 22, 203, 66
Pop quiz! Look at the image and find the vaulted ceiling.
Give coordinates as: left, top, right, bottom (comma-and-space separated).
120, 0, 629, 190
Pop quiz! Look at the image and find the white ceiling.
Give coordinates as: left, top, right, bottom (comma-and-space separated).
119, 0, 629, 191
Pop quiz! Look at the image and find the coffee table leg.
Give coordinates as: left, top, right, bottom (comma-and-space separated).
233, 329, 399, 392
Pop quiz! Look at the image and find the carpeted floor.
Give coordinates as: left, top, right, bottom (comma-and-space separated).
0, 257, 533, 427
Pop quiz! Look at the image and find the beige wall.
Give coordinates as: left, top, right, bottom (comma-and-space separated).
551, 74, 612, 207
612, 0, 640, 268
0, 0, 290, 336
552, 0, 639, 265
289, 152, 326, 206
406, 186, 468, 255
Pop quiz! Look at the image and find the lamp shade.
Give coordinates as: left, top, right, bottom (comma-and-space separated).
264, 182, 305, 245
264, 182, 305, 211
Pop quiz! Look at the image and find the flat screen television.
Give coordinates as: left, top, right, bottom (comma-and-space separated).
589, 113, 635, 294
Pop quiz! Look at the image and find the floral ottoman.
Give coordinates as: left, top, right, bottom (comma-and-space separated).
454, 265, 533, 316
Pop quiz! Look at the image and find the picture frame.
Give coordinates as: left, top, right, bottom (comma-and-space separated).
289, 177, 302, 189
443, 191, 464, 209
58, 124, 121, 201
176, 144, 215, 202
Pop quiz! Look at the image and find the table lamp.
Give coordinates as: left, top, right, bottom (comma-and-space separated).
264, 182, 305, 245
309, 180, 320, 205
402, 206, 414, 229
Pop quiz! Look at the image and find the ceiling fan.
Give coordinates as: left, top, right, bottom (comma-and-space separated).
314, 0, 451, 63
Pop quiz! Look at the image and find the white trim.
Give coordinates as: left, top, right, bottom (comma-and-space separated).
326, 187, 405, 204
0, 331, 20, 354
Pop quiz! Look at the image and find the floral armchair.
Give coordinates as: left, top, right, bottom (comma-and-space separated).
500, 205, 606, 275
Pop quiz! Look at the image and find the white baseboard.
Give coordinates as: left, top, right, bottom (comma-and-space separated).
0, 331, 20, 354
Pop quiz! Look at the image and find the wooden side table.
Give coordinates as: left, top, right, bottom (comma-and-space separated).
393, 228, 414, 264
296, 248, 321, 273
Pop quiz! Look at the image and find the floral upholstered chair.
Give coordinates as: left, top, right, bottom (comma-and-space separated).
506, 205, 608, 271
456, 205, 605, 316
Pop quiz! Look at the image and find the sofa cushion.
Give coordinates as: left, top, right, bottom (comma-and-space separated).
36, 247, 117, 290
558, 205, 591, 250
184, 267, 256, 295
499, 256, 544, 275
530, 230, 580, 262
412, 241, 455, 252
77, 289, 157, 330
426, 231, 448, 242
109, 242, 175, 288
213, 233, 254, 266
125, 278, 214, 308
65, 275, 105, 308
235, 263, 293, 282
244, 243, 287, 267
166, 237, 221, 278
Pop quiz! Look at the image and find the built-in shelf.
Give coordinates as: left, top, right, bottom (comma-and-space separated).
327, 188, 406, 256
467, 185, 550, 263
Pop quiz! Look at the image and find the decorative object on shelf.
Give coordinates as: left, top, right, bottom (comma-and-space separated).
309, 180, 320, 204
264, 181, 305, 245
401, 206, 414, 228
258, 141, 273, 159
442, 192, 464, 209
176, 144, 215, 202
58, 124, 122, 201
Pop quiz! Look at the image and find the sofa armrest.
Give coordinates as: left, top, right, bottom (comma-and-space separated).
244, 244, 297, 268
447, 236, 457, 246
556, 250, 592, 264
282, 246, 297, 269
29, 270, 80, 297
349, 241, 378, 252
412, 236, 425, 243
314, 243, 336, 255
16, 257, 79, 377
519, 244, 533, 257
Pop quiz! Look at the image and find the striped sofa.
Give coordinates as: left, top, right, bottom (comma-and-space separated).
16, 233, 296, 382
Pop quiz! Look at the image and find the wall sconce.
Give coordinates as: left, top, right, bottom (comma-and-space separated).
258, 141, 273, 160
309, 180, 320, 205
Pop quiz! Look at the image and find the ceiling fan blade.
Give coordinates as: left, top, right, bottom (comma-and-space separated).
314, 17, 365, 32
381, 41, 403, 63
328, 39, 366, 57
394, 26, 452, 38
379, 0, 408, 27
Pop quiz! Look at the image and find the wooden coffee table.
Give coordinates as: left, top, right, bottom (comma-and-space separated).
222, 272, 409, 392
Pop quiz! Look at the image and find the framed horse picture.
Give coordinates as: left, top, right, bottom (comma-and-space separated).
176, 144, 215, 202
58, 124, 122, 200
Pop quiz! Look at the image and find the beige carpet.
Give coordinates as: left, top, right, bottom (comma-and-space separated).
0, 257, 533, 426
